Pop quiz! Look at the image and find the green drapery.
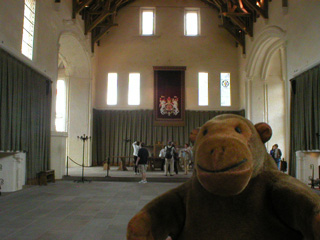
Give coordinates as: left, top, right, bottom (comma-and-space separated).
92, 109, 245, 165
290, 64, 320, 176
0, 48, 52, 182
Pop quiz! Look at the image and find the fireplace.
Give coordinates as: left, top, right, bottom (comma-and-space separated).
0, 152, 26, 192
296, 151, 320, 185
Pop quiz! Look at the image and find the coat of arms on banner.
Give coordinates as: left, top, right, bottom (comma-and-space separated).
159, 96, 179, 116
154, 66, 185, 126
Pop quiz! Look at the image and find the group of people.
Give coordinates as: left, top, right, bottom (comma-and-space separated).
133, 140, 283, 183
159, 141, 193, 176
132, 140, 194, 183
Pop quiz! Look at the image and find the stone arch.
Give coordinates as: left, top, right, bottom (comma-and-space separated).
261, 40, 286, 82
57, 31, 92, 167
245, 25, 287, 162
246, 26, 286, 80
58, 31, 91, 78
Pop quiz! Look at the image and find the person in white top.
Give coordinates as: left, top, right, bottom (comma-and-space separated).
180, 143, 192, 175
159, 146, 166, 171
132, 141, 141, 175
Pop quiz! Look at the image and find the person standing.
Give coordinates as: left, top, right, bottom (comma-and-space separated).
270, 145, 275, 160
273, 144, 282, 170
159, 145, 166, 171
181, 143, 192, 175
136, 143, 149, 183
132, 141, 140, 175
172, 144, 179, 175
270, 144, 282, 170
164, 141, 175, 176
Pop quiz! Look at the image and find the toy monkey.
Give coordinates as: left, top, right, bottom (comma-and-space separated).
127, 114, 320, 240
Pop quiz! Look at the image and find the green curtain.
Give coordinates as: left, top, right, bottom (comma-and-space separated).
0, 48, 52, 182
290, 64, 320, 176
92, 109, 245, 166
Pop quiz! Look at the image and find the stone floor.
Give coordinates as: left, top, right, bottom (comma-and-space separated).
0, 181, 181, 240
66, 166, 192, 182
2, 167, 318, 240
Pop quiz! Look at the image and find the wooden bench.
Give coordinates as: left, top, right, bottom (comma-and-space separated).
38, 170, 55, 185
148, 157, 164, 171
109, 156, 131, 171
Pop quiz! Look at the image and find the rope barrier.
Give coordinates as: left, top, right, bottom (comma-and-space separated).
67, 156, 90, 167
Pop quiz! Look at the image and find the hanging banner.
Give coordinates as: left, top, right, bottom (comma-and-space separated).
154, 66, 186, 126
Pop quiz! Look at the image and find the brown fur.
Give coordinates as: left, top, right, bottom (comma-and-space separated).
127, 114, 320, 240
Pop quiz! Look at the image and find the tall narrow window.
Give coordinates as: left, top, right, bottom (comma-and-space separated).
107, 73, 118, 105
185, 9, 200, 36
198, 72, 208, 106
220, 72, 231, 106
128, 73, 140, 105
141, 8, 155, 35
55, 79, 67, 132
22, 0, 36, 60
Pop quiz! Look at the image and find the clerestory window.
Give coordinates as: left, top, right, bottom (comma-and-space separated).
107, 73, 118, 105
185, 8, 200, 36
220, 72, 231, 106
141, 8, 155, 35
128, 73, 140, 105
22, 0, 36, 60
198, 72, 208, 106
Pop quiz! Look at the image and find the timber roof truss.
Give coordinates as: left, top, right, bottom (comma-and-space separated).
72, 0, 271, 53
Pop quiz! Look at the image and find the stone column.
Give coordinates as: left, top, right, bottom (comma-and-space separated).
51, 132, 67, 179
68, 76, 92, 167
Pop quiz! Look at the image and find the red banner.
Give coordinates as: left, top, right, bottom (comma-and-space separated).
154, 66, 186, 126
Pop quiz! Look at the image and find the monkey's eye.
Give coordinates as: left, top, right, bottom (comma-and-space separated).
235, 126, 242, 133
203, 129, 208, 136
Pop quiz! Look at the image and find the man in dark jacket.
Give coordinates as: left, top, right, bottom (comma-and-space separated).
273, 144, 282, 170
136, 143, 149, 183
270, 144, 282, 170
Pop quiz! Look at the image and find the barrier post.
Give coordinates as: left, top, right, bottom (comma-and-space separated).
105, 157, 111, 178
66, 156, 69, 176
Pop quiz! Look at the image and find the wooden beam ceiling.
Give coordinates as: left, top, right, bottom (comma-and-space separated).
72, 0, 271, 53
72, 0, 93, 18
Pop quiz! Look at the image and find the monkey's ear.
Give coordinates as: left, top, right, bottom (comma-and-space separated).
189, 127, 200, 144
255, 123, 272, 143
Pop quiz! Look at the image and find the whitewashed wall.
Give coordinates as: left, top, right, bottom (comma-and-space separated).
94, 0, 240, 111
2, 0, 319, 179
239, 0, 320, 167
0, 0, 93, 179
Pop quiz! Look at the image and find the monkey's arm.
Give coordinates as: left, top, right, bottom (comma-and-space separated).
270, 173, 320, 239
127, 184, 187, 240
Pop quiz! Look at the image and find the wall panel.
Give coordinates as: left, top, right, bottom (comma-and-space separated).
92, 109, 245, 165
